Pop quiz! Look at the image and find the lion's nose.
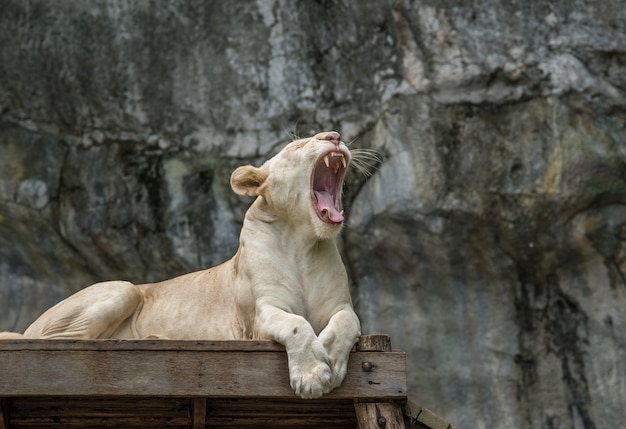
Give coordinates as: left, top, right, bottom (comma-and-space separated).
318, 131, 341, 146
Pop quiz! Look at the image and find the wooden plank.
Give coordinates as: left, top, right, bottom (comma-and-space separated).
8, 417, 190, 427
204, 397, 356, 416
204, 415, 356, 427
0, 349, 406, 400
9, 397, 192, 428
7, 397, 359, 429
355, 402, 406, 429
0, 334, 392, 352
0, 339, 285, 352
204, 398, 357, 427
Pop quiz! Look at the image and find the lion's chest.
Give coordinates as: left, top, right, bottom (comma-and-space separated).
251, 261, 346, 330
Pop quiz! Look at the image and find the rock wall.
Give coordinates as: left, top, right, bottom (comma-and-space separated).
1, 1, 625, 427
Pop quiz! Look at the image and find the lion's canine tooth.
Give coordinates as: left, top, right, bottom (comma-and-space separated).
341, 156, 347, 168
324, 155, 330, 168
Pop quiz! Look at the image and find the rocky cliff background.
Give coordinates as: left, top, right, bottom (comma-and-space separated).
1, 1, 625, 427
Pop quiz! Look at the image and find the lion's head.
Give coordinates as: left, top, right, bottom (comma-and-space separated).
231, 131, 350, 239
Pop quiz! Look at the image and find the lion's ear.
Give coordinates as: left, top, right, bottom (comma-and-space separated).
231, 165, 268, 196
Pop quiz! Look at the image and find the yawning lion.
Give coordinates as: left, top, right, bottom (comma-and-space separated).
0, 131, 362, 399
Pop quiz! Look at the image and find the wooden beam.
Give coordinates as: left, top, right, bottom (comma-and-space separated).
355, 402, 406, 429
408, 401, 460, 429
357, 334, 392, 352
354, 336, 405, 429
192, 398, 206, 429
0, 340, 406, 400
0, 398, 9, 429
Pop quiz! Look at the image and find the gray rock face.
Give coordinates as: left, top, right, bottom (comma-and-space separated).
1, 1, 625, 427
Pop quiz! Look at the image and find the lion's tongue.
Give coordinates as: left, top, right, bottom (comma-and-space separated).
314, 190, 344, 222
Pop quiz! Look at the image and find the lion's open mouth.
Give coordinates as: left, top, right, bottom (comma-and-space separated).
311, 150, 348, 224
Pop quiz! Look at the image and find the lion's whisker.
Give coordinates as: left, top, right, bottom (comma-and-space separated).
348, 147, 383, 178
282, 121, 304, 142
346, 136, 360, 148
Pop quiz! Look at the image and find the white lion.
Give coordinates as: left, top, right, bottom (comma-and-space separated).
0, 131, 361, 399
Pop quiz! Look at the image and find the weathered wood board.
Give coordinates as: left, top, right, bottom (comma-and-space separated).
3, 397, 361, 429
0, 339, 406, 400
0, 336, 427, 428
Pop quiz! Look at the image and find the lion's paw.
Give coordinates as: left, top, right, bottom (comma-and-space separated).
288, 339, 334, 399
327, 356, 349, 390
318, 331, 352, 391
290, 360, 333, 399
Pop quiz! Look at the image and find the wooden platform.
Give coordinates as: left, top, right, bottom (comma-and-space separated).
0, 335, 446, 428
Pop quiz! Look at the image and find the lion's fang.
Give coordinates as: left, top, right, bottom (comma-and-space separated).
325, 153, 346, 171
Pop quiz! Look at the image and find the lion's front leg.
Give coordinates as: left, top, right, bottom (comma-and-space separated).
255, 304, 333, 399
317, 306, 361, 390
